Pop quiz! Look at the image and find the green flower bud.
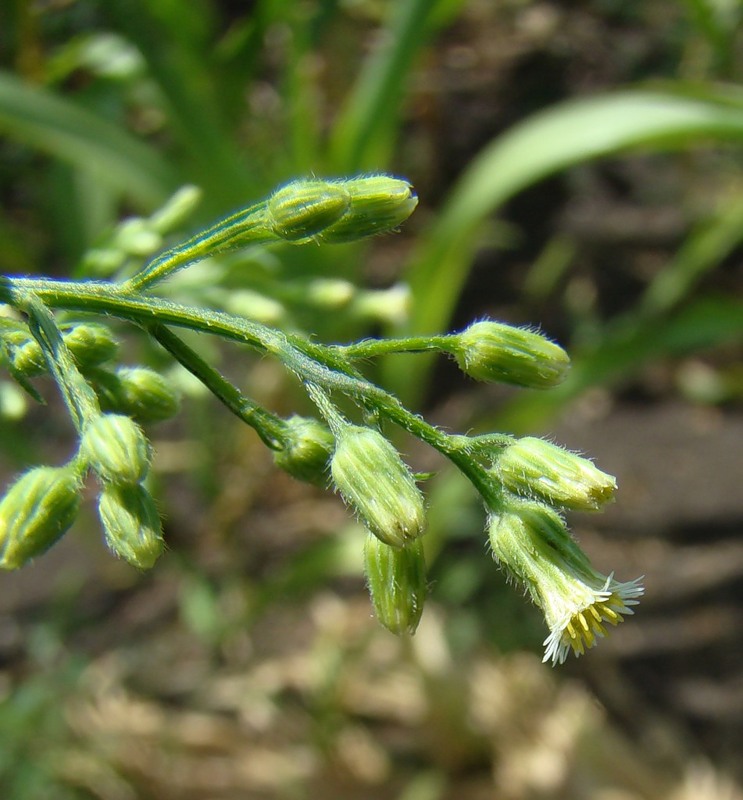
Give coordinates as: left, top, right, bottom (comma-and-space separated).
273, 416, 334, 485
7, 335, 46, 377
496, 437, 617, 511
331, 425, 426, 548
364, 533, 427, 635
0, 465, 81, 569
319, 175, 418, 244
114, 217, 163, 257
62, 323, 119, 369
94, 367, 180, 424
267, 179, 350, 242
98, 483, 164, 569
81, 413, 151, 485
488, 500, 643, 665
453, 320, 570, 389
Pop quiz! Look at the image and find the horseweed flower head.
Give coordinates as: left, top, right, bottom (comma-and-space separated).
98, 483, 164, 569
267, 179, 351, 242
330, 424, 426, 548
496, 436, 617, 511
273, 415, 335, 485
95, 366, 181, 424
0, 465, 82, 569
80, 413, 151, 485
487, 501, 643, 665
453, 320, 570, 389
364, 533, 427, 635
319, 175, 418, 243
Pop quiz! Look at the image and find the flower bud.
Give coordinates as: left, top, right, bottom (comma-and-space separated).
6, 334, 46, 377
62, 323, 119, 369
98, 483, 164, 569
453, 320, 570, 389
488, 500, 643, 665
496, 437, 616, 511
94, 367, 180, 424
364, 533, 427, 635
273, 416, 334, 485
81, 413, 151, 485
319, 175, 418, 243
331, 425, 426, 548
267, 179, 350, 242
0, 465, 81, 569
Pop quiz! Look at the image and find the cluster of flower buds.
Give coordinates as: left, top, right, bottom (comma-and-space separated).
329, 422, 428, 634
79, 412, 164, 569
485, 437, 642, 664
266, 175, 418, 245
0, 313, 180, 571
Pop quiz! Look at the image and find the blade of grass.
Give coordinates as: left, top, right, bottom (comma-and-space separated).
329, 0, 442, 173
0, 70, 175, 208
389, 89, 743, 403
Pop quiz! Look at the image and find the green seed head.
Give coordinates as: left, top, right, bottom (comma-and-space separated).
98, 483, 164, 569
364, 533, 427, 635
267, 179, 351, 242
330, 425, 426, 548
81, 413, 151, 485
0, 465, 82, 569
62, 323, 119, 369
273, 416, 335, 485
454, 320, 570, 389
496, 437, 617, 511
95, 367, 180, 424
319, 175, 418, 243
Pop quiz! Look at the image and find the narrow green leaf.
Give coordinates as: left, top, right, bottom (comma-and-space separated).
390, 89, 743, 401
0, 71, 175, 208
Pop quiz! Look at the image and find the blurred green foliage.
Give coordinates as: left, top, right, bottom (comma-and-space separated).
2, 0, 743, 796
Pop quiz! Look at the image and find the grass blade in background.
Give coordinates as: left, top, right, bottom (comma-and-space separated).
389, 89, 743, 403
0, 70, 175, 209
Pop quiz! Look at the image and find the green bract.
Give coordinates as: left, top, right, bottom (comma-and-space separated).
98, 483, 164, 569
496, 437, 617, 511
80, 413, 151, 485
364, 533, 427, 635
273, 416, 335, 485
330, 424, 426, 548
0, 465, 81, 569
267, 179, 350, 242
452, 320, 570, 389
319, 175, 418, 243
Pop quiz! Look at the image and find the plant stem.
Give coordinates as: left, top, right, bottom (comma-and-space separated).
0, 275, 498, 505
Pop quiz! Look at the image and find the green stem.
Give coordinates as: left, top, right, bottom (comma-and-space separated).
123, 199, 273, 291
147, 322, 288, 449
18, 292, 100, 431
337, 334, 451, 359
0, 275, 498, 505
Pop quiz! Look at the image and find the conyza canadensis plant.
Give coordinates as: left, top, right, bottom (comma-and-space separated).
0, 175, 643, 665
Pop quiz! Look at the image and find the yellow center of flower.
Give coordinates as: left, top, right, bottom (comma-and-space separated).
561, 593, 627, 656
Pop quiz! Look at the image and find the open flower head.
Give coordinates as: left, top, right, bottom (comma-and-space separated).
488, 501, 643, 665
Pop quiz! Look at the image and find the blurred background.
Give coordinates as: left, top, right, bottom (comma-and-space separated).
2, 0, 743, 797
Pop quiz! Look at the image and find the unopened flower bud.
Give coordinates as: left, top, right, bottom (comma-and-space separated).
0, 465, 81, 569
496, 437, 617, 511
364, 533, 427, 635
114, 217, 163, 257
331, 425, 426, 548
98, 483, 164, 569
81, 413, 151, 484
488, 500, 643, 665
62, 323, 119, 368
273, 416, 334, 485
94, 367, 180, 424
267, 179, 350, 242
453, 320, 570, 389
319, 175, 418, 243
